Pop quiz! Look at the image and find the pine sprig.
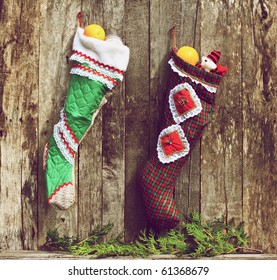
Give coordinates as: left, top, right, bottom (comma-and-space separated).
184, 212, 249, 257
41, 212, 252, 258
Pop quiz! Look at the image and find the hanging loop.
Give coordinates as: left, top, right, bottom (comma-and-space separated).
171, 25, 177, 52
77, 12, 83, 28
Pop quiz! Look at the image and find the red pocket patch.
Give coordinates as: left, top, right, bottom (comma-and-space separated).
169, 83, 202, 124
173, 89, 196, 115
157, 124, 190, 164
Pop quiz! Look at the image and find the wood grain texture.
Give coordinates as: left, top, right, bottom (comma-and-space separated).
0, 250, 277, 260
1, 250, 277, 260
200, 0, 243, 223
199, 0, 226, 221
37, 0, 80, 246
0, 0, 40, 250
220, 1, 243, 223
100, 0, 126, 241
242, 0, 277, 253
124, 0, 149, 241
149, 0, 180, 152
18, 0, 40, 250
78, 0, 126, 241
77, 118, 103, 239
174, 0, 201, 220
77, 0, 104, 240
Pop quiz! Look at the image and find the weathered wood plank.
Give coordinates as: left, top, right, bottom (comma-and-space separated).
124, 0, 149, 241
37, 0, 80, 246
1, 250, 277, 260
220, 1, 243, 223
0, 0, 40, 250
242, 0, 277, 253
149, 0, 180, 152
75, 0, 127, 241
77, 0, 104, 240
76, 0, 126, 240
100, 0, 126, 241
18, 0, 40, 250
77, 119, 103, 238
200, 0, 243, 223
174, 0, 201, 220
186, 0, 203, 216
0, 2, 23, 250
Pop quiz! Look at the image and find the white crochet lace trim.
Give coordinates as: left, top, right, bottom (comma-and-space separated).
70, 54, 124, 81
168, 59, 217, 93
157, 124, 190, 164
59, 110, 78, 151
169, 83, 202, 124
48, 183, 75, 210
70, 67, 115, 90
53, 124, 74, 165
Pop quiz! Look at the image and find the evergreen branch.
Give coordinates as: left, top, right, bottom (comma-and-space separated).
41, 212, 253, 258
202, 228, 214, 240
76, 223, 114, 246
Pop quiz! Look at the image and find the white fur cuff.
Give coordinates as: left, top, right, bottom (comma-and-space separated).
73, 28, 130, 71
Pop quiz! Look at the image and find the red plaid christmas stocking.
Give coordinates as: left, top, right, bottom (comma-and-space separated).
139, 50, 225, 231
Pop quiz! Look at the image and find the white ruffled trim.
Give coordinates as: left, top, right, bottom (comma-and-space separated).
70, 67, 115, 90
70, 53, 123, 81
59, 110, 78, 151
157, 124, 190, 164
73, 28, 129, 71
53, 124, 74, 165
169, 83, 202, 124
168, 59, 217, 93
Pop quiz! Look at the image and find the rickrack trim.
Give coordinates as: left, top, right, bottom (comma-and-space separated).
157, 124, 190, 164
71, 50, 124, 75
62, 111, 80, 145
169, 83, 202, 124
53, 124, 75, 165
168, 59, 218, 93
70, 52, 124, 81
60, 109, 79, 149
70, 65, 117, 90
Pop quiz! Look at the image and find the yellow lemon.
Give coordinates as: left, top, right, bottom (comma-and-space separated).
176, 46, 199, 66
83, 24, 106, 40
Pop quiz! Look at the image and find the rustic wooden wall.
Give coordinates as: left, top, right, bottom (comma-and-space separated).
0, 0, 276, 253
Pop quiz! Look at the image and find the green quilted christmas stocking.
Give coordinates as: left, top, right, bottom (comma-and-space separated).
44, 28, 129, 209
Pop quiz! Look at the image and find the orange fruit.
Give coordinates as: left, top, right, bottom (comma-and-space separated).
83, 24, 105, 40
176, 46, 199, 66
